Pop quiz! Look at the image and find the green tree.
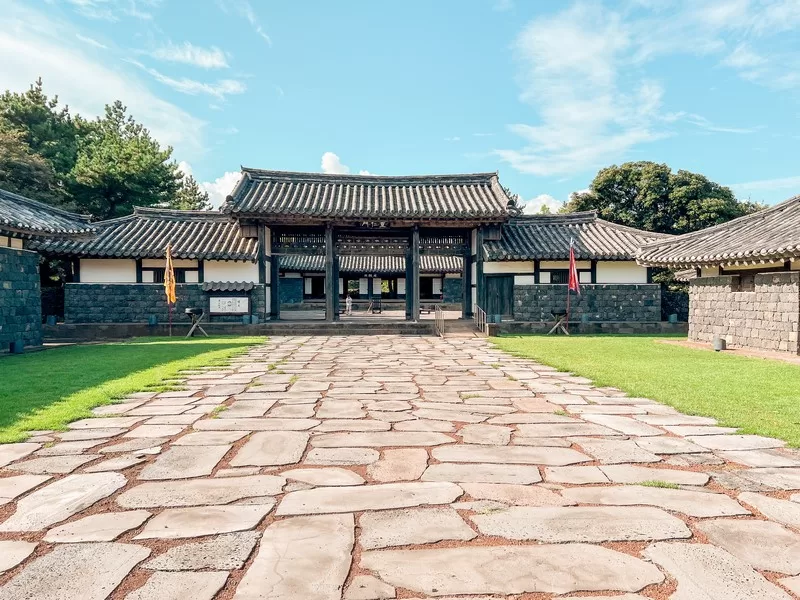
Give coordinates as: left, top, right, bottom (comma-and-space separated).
565, 161, 762, 235
0, 128, 64, 204
70, 101, 180, 219
170, 173, 211, 210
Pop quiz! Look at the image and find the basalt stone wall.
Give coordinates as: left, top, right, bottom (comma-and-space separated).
65, 283, 267, 324
689, 272, 800, 353
513, 284, 661, 323
442, 277, 463, 304
279, 278, 304, 305
0, 246, 42, 349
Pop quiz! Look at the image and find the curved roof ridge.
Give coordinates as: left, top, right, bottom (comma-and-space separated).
0, 187, 94, 222
240, 167, 498, 184
133, 206, 231, 220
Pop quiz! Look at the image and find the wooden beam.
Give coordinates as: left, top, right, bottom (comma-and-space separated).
257, 226, 267, 284
325, 224, 336, 322
476, 227, 485, 311
412, 225, 421, 321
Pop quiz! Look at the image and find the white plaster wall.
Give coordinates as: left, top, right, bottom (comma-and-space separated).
282, 272, 301, 278
540, 272, 551, 284
142, 258, 197, 268
203, 260, 259, 282
265, 284, 271, 316
80, 259, 136, 283
515, 275, 536, 285
184, 271, 199, 283
540, 260, 591, 269
471, 286, 477, 307
444, 273, 460, 279
484, 261, 535, 274
338, 278, 343, 294
596, 261, 648, 283
432, 277, 442, 295
792, 260, 800, 270
471, 263, 477, 280
359, 278, 369, 295
264, 226, 271, 257
701, 266, 721, 277
0, 236, 23, 249
724, 260, 785, 272
141, 271, 155, 283
579, 271, 592, 283
304, 277, 313, 294
396, 278, 404, 295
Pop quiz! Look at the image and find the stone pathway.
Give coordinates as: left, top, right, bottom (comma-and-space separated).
1, 335, 799, 599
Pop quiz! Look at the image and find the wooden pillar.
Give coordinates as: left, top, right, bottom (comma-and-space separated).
135, 259, 143, 283
269, 256, 280, 319
325, 224, 337, 322
257, 226, 267, 284
476, 227, 486, 311
412, 226, 421, 322
367, 277, 374, 301
71, 258, 81, 283
405, 245, 413, 320
462, 237, 472, 319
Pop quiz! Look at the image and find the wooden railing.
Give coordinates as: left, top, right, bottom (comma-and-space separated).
474, 305, 487, 335
434, 304, 445, 337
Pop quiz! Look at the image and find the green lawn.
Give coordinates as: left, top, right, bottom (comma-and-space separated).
0, 336, 264, 443
492, 335, 800, 447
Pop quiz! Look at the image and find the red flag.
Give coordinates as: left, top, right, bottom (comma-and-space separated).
568, 239, 581, 295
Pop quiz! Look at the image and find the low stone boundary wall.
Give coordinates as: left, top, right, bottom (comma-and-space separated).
513, 284, 661, 323
495, 321, 687, 336
689, 272, 800, 353
0, 246, 42, 350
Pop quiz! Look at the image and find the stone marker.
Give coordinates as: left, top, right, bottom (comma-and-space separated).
738, 492, 800, 529
117, 475, 285, 508
367, 448, 428, 482
460, 483, 574, 506
344, 575, 396, 600
0, 540, 36, 574
643, 542, 792, 600
696, 518, 800, 574
44, 510, 151, 543
0, 472, 126, 531
360, 544, 664, 596
311, 432, 453, 448
282, 467, 365, 486
359, 508, 477, 549
686, 434, 785, 451
431, 444, 590, 466
134, 504, 271, 540
0, 542, 150, 600
138, 445, 230, 480
471, 505, 691, 542
562, 485, 750, 517
276, 481, 463, 516
144, 531, 259, 571
306, 448, 380, 465
233, 514, 353, 600
126, 571, 229, 600
230, 431, 308, 467
599, 464, 710, 486
0, 474, 51, 504
422, 463, 542, 484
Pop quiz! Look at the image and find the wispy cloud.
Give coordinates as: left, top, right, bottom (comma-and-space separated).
729, 175, 800, 194
217, 0, 271, 45
75, 33, 107, 49
127, 60, 246, 100
444, 136, 461, 142
684, 113, 761, 134
63, 0, 159, 21
150, 42, 229, 69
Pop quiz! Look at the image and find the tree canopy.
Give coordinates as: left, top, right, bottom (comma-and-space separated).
564, 161, 763, 235
0, 79, 208, 219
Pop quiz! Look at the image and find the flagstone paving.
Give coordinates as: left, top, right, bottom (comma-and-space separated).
1, 335, 800, 599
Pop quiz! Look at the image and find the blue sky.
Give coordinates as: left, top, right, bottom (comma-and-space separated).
3, 0, 800, 211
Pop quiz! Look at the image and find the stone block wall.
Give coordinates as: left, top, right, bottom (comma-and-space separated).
442, 277, 463, 303
689, 272, 800, 353
0, 246, 42, 349
513, 284, 661, 323
65, 283, 267, 324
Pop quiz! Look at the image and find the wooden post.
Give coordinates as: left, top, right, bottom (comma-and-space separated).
269, 256, 280, 320
405, 245, 413, 321
475, 227, 485, 312
412, 226, 421, 322
325, 224, 336, 322
462, 233, 472, 319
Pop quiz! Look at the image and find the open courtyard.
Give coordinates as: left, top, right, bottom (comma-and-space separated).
1, 334, 799, 599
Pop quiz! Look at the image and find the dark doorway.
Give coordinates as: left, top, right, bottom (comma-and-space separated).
307, 276, 325, 299
486, 275, 514, 318
419, 277, 434, 300
382, 278, 398, 299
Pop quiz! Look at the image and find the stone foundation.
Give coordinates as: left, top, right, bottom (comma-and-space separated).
513, 284, 661, 323
689, 272, 800, 354
0, 246, 42, 350
64, 283, 267, 324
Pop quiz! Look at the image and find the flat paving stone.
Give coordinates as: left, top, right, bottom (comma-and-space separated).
84, 455, 146, 472
0, 540, 36, 574
34, 440, 106, 456
471, 505, 691, 542
687, 434, 785, 451
311, 432, 454, 447
0, 472, 126, 531
545, 466, 609, 484
393, 419, 454, 432
739, 467, 800, 490
344, 575, 396, 600
517, 423, 620, 437
0, 474, 51, 504
738, 492, 800, 528
193, 418, 320, 431
412, 408, 488, 423
68, 416, 145, 429
44, 510, 151, 542
570, 438, 660, 464
172, 431, 249, 445
57, 428, 127, 441
431, 444, 590, 466
127, 571, 228, 600
230, 431, 308, 467
636, 414, 717, 426
367, 448, 428, 482
422, 463, 542, 484
513, 436, 572, 447
138, 445, 230, 480
124, 424, 186, 438
134, 504, 271, 540
283, 467, 365, 486
581, 414, 665, 436
460, 424, 511, 445
360, 544, 664, 596
663, 425, 739, 436
315, 420, 391, 432
599, 464, 710, 486
360, 508, 477, 549
696, 518, 800, 575
0, 542, 150, 600
233, 514, 353, 600
117, 475, 285, 508
780, 576, 800, 596
268, 404, 316, 418
316, 401, 366, 419
460, 483, 574, 506
99, 437, 169, 453
717, 449, 800, 468
562, 485, 750, 517
6, 454, 99, 474
145, 531, 259, 570
276, 481, 463, 516
643, 542, 793, 600
306, 448, 380, 465
635, 436, 709, 454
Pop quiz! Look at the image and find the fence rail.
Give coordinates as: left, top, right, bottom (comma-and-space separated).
434, 304, 445, 337
474, 305, 487, 335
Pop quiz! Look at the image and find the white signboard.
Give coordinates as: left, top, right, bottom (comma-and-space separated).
210, 296, 250, 315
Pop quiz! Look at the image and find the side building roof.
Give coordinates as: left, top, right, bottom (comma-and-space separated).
637, 195, 800, 268
484, 211, 669, 261
0, 188, 95, 239
31, 207, 258, 261
223, 168, 513, 224
279, 254, 462, 275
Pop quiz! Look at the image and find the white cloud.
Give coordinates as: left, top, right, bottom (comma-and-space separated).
63, 0, 159, 21
523, 194, 564, 214
217, 0, 272, 45
721, 42, 765, 68
728, 175, 800, 194
201, 170, 241, 208
321, 152, 350, 174
150, 42, 229, 69
1, 2, 205, 159
75, 33, 107, 49
127, 60, 246, 99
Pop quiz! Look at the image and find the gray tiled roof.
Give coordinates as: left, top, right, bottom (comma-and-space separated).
279, 254, 462, 275
202, 281, 255, 292
637, 196, 800, 268
224, 169, 512, 222
32, 207, 258, 261
484, 212, 668, 261
0, 188, 95, 238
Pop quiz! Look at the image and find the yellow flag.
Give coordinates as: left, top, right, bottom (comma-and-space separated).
164, 243, 176, 304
